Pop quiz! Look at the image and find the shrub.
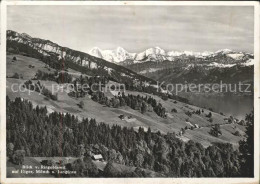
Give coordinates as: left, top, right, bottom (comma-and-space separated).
42, 88, 58, 101
206, 112, 212, 118
238, 120, 246, 126
171, 108, 177, 113
234, 131, 241, 136
41, 159, 55, 166
103, 161, 121, 177
79, 101, 84, 109
65, 157, 98, 177
185, 111, 192, 117
50, 93, 58, 101
7, 143, 14, 158
23, 80, 58, 101
11, 73, 20, 79
161, 94, 168, 101
12, 150, 25, 165
209, 124, 222, 137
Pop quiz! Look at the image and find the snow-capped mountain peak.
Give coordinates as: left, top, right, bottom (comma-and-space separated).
183, 51, 194, 56
89, 47, 103, 58
116, 46, 126, 53
144, 47, 164, 56
88, 47, 136, 63
201, 51, 214, 57
167, 51, 183, 57
215, 49, 233, 54
88, 46, 252, 65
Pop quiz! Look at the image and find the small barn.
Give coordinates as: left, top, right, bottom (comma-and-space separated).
92, 154, 103, 162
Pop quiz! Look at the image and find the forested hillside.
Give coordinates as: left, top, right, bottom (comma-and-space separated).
7, 96, 253, 177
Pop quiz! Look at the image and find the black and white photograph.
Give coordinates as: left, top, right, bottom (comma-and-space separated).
1, 1, 259, 183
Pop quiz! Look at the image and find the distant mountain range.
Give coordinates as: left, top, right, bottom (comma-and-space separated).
88, 46, 253, 65
6, 30, 254, 92
88, 46, 254, 87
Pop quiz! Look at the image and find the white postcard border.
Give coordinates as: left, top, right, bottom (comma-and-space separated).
0, 1, 259, 184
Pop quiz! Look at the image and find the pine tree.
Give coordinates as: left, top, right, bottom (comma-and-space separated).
239, 112, 254, 177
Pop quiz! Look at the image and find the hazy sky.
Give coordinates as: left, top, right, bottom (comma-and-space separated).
7, 5, 254, 53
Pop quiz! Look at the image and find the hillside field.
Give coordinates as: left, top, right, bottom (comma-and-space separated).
6, 54, 246, 148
